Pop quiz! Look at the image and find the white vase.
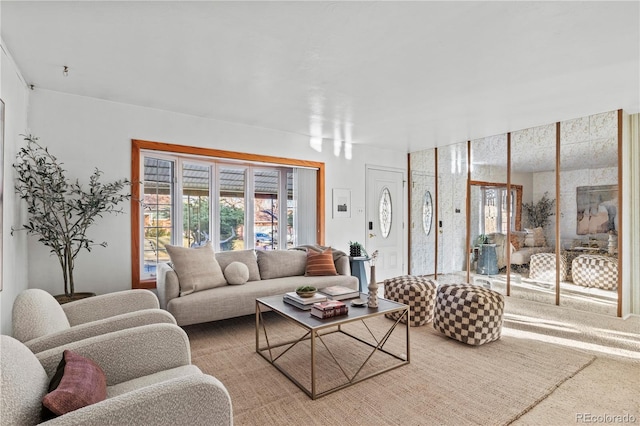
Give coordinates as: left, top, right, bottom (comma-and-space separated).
608, 233, 618, 255
367, 265, 379, 308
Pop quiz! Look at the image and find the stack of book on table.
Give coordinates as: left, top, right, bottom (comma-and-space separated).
311, 300, 349, 319
318, 285, 360, 300
283, 292, 327, 310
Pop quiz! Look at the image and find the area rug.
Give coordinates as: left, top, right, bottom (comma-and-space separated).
185, 313, 595, 426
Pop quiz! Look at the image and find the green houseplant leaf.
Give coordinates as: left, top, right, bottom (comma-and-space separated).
12, 135, 131, 297
522, 192, 556, 229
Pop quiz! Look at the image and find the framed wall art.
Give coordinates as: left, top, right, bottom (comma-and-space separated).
576, 184, 618, 235
332, 188, 351, 218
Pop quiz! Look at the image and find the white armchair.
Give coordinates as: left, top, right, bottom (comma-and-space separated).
12, 289, 177, 353
1, 323, 233, 425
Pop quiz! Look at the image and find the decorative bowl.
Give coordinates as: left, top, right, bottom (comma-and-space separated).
295, 286, 317, 298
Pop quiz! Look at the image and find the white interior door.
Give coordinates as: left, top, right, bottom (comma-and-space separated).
366, 167, 404, 283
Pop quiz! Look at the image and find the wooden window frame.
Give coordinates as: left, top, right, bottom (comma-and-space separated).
469, 180, 523, 231
131, 139, 325, 289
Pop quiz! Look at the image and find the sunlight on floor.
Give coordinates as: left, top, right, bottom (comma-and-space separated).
505, 313, 582, 335
503, 325, 640, 360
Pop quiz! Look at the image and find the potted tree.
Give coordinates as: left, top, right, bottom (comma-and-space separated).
522, 192, 556, 228
13, 135, 130, 303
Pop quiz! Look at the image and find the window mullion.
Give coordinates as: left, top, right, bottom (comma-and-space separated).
174, 159, 184, 247
278, 169, 286, 248
210, 164, 218, 250
246, 167, 255, 249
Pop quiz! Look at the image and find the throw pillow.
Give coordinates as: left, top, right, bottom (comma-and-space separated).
224, 262, 250, 285
305, 247, 338, 276
524, 233, 534, 247
530, 227, 546, 247
509, 234, 521, 251
42, 350, 107, 417
215, 250, 261, 281
512, 231, 527, 248
165, 242, 227, 296
257, 250, 307, 279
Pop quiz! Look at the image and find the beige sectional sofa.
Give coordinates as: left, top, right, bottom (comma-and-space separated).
156, 247, 359, 326
487, 231, 552, 268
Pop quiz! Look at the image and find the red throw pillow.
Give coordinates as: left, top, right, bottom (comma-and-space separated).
42, 350, 107, 417
509, 233, 521, 251
305, 248, 338, 276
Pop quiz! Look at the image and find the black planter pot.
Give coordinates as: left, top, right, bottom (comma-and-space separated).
54, 292, 96, 304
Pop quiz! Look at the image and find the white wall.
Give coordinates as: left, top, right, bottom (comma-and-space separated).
26, 89, 407, 297
0, 41, 30, 335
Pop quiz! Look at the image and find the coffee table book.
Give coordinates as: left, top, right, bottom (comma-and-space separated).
283, 292, 327, 310
311, 307, 348, 319
310, 300, 348, 318
312, 300, 346, 310
318, 286, 360, 300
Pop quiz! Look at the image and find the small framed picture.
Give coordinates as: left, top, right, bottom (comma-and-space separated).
332, 188, 351, 218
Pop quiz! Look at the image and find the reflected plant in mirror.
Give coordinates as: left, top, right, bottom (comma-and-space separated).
522, 192, 555, 228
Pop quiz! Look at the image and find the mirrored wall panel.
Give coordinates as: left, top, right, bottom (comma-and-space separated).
469, 134, 508, 294
410, 148, 437, 275
559, 111, 618, 315
407, 109, 622, 316
437, 142, 468, 275
509, 124, 557, 305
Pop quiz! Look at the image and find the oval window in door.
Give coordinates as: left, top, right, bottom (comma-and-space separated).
423, 190, 433, 236
379, 187, 392, 238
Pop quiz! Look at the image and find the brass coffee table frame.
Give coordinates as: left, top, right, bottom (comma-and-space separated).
255, 294, 410, 399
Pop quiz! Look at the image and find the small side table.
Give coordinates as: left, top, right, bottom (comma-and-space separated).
477, 244, 498, 275
349, 256, 370, 293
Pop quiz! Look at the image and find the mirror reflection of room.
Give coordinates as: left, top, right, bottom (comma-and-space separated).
410, 110, 621, 317
558, 112, 619, 315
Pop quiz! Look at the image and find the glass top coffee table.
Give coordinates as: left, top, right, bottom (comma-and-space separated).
255, 293, 409, 399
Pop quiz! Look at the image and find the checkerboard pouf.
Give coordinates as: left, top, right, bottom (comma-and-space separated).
433, 284, 504, 346
530, 252, 567, 283
572, 254, 618, 290
383, 275, 437, 326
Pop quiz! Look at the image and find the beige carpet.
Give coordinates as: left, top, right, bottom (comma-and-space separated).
186, 311, 596, 426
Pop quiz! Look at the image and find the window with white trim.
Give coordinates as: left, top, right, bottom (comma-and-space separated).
480, 186, 515, 235
140, 151, 318, 280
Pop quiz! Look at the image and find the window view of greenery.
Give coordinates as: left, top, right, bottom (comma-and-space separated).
219, 167, 246, 251
143, 157, 301, 278
183, 163, 210, 247
143, 158, 173, 276
254, 169, 279, 250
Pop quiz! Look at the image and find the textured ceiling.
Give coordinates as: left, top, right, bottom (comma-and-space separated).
2, 1, 638, 153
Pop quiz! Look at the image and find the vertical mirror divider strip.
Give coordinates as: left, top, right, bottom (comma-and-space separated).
434, 147, 439, 279
617, 109, 623, 317
555, 122, 561, 306
506, 133, 512, 296
407, 153, 412, 274
466, 141, 471, 284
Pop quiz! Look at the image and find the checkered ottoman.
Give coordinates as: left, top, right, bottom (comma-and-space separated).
572, 255, 618, 290
383, 275, 437, 326
529, 253, 567, 283
433, 284, 504, 346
